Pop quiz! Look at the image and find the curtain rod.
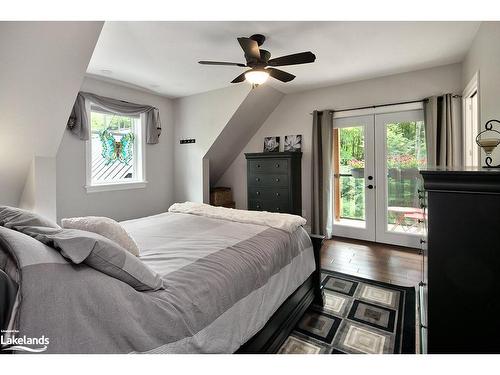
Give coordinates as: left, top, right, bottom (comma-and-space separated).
309, 95, 463, 115
309, 98, 428, 115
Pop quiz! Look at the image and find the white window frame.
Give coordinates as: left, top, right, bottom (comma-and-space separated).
85, 103, 147, 193
462, 72, 480, 167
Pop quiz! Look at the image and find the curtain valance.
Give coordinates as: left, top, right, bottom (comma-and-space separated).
67, 92, 162, 144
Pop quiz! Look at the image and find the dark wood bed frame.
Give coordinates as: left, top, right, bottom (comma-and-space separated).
0, 234, 325, 354
237, 234, 325, 353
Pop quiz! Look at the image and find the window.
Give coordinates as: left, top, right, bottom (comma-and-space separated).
85, 104, 146, 193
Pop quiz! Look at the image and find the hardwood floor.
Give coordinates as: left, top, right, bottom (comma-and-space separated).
321, 236, 422, 287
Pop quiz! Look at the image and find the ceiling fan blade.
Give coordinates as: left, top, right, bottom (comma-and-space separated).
237, 37, 261, 61
231, 72, 247, 83
266, 68, 296, 83
267, 51, 316, 67
199, 61, 246, 67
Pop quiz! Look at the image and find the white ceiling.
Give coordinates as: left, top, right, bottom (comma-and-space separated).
87, 21, 481, 98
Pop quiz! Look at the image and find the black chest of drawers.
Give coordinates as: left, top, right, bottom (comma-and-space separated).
245, 152, 302, 215
420, 168, 500, 353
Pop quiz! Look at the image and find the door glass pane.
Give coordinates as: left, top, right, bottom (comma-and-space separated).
385, 120, 426, 234
333, 126, 366, 228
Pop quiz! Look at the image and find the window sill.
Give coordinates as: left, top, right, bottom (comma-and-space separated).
85, 181, 148, 193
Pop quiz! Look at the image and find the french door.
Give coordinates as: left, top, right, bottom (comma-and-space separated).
332, 115, 376, 241
332, 109, 426, 248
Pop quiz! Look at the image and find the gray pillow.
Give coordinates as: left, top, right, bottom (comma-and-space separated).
0, 206, 60, 230
19, 226, 164, 292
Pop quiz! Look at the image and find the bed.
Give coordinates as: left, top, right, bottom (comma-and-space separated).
0, 206, 323, 354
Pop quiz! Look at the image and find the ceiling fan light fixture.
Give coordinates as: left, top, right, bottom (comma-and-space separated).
199, 34, 315, 85
244, 69, 269, 85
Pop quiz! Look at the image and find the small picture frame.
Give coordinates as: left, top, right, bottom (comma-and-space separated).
264, 136, 280, 152
284, 135, 302, 152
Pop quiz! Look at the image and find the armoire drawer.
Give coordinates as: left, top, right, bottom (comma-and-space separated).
249, 159, 288, 175
248, 187, 289, 201
248, 200, 290, 213
248, 174, 289, 187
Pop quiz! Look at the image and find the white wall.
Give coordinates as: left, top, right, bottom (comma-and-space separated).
0, 21, 103, 207
206, 85, 284, 185
462, 22, 500, 165
56, 77, 175, 222
218, 63, 463, 223
19, 161, 36, 213
19, 157, 57, 222
173, 85, 250, 203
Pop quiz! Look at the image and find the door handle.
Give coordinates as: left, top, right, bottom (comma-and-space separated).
367, 184, 374, 189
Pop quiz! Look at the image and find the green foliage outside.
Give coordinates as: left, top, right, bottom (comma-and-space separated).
338, 122, 426, 222
91, 111, 134, 134
338, 126, 365, 220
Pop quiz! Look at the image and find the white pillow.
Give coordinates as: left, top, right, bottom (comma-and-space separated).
61, 216, 140, 257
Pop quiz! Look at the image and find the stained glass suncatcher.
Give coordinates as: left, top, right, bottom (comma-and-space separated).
99, 128, 135, 165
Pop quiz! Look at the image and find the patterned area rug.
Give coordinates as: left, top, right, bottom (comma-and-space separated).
278, 270, 416, 354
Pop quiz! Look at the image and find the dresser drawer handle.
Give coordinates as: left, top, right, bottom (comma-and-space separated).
275, 178, 280, 182
256, 177, 261, 182
256, 191, 260, 196
275, 192, 280, 197
275, 163, 280, 168
276, 207, 280, 212
256, 204, 261, 209
257, 164, 261, 168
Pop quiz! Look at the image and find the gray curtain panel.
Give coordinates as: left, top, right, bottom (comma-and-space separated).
311, 110, 333, 238
424, 94, 462, 167
67, 92, 162, 144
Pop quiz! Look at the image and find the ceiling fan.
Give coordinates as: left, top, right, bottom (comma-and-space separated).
198, 34, 316, 86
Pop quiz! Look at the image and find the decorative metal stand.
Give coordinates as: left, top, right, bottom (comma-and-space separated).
476, 119, 500, 168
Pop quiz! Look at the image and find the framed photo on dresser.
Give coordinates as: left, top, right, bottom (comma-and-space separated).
264, 136, 280, 152
284, 135, 302, 152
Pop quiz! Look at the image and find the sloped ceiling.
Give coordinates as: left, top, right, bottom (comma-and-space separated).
0, 21, 104, 206
206, 85, 284, 185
